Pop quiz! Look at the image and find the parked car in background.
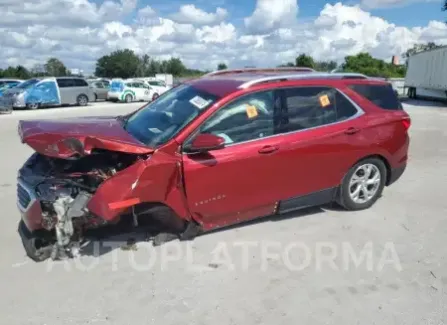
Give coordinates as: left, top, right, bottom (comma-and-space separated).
0, 80, 23, 97
0, 77, 93, 110
107, 78, 155, 103
0, 78, 23, 89
88, 80, 109, 101
139, 77, 170, 98
15, 68, 410, 261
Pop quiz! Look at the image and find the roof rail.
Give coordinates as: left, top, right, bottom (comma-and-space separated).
205, 67, 316, 77
238, 72, 369, 89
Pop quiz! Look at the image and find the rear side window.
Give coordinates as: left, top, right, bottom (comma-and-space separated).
57, 78, 74, 88
281, 87, 359, 132
73, 78, 89, 87
349, 84, 402, 110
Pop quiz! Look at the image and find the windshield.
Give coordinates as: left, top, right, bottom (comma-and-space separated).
16, 79, 39, 89
123, 84, 219, 147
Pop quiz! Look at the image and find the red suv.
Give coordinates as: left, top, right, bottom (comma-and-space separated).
16, 68, 410, 261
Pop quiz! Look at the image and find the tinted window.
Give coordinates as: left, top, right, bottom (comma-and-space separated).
197, 90, 276, 145
281, 87, 359, 132
349, 84, 402, 110
57, 78, 74, 88
282, 87, 337, 132
149, 81, 165, 86
73, 78, 88, 87
334, 91, 359, 121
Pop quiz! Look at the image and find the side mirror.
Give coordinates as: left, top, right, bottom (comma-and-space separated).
186, 134, 225, 153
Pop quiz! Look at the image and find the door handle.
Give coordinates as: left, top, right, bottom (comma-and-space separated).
344, 127, 360, 135
258, 145, 279, 154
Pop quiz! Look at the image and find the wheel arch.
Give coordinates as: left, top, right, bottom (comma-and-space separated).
348, 154, 392, 185
77, 93, 90, 101
132, 201, 187, 233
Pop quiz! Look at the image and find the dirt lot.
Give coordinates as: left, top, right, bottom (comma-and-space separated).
0, 100, 446, 324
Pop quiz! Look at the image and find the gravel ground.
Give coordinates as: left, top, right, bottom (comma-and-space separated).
0, 100, 446, 325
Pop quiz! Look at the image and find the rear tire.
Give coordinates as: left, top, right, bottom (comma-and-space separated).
26, 102, 39, 110
337, 158, 387, 211
125, 94, 133, 103
77, 94, 88, 106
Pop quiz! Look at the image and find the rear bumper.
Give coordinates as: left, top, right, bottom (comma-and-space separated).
387, 164, 406, 186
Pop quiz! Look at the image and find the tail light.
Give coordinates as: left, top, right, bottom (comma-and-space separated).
402, 118, 411, 131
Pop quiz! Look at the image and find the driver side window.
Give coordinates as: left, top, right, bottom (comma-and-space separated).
198, 90, 276, 145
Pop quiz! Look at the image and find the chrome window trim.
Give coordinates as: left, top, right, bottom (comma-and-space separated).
181, 86, 364, 152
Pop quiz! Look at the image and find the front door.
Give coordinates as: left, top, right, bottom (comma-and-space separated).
182, 89, 284, 230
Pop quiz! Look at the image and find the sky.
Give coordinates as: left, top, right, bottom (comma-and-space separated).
0, 0, 446, 74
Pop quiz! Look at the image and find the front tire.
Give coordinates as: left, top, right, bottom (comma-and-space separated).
338, 158, 387, 210
18, 221, 52, 262
152, 93, 159, 101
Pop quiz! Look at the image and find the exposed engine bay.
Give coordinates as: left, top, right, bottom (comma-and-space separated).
18, 150, 141, 261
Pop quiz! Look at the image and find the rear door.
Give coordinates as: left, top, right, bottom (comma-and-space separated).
73, 78, 91, 101
182, 89, 284, 229
269, 86, 369, 210
56, 78, 75, 104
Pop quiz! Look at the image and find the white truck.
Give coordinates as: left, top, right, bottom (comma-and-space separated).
405, 46, 447, 100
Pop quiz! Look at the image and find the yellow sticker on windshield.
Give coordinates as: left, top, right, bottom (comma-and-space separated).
246, 105, 258, 118
319, 94, 330, 107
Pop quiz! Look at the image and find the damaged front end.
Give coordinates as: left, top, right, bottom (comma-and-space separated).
17, 151, 140, 261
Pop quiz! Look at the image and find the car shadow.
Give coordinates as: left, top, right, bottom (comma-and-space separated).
401, 98, 447, 108
77, 203, 347, 259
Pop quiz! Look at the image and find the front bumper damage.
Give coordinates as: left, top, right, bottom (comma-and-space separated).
16, 148, 197, 262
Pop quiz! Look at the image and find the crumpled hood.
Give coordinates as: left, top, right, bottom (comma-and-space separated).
18, 117, 155, 159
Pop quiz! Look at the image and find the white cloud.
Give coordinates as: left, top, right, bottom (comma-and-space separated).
170, 4, 228, 26
244, 0, 299, 34
361, 0, 440, 9
1, 0, 447, 74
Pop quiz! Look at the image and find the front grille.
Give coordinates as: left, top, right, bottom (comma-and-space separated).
17, 183, 32, 210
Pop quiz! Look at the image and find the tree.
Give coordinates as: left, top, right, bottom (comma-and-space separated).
44, 58, 69, 76
166, 57, 186, 76
295, 54, 315, 69
217, 63, 228, 70
95, 49, 141, 78
341, 52, 406, 78
0, 65, 31, 79
278, 62, 295, 67
315, 60, 337, 72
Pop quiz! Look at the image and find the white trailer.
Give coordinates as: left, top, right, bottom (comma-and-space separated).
155, 74, 173, 88
405, 46, 447, 100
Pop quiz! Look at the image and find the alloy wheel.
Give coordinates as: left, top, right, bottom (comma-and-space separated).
348, 163, 381, 204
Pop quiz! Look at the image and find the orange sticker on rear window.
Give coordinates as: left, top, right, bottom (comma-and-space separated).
319, 95, 330, 107
246, 105, 258, 118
